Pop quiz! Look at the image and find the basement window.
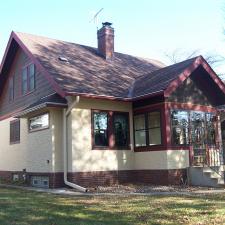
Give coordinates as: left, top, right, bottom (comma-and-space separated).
29, 113, 49, 132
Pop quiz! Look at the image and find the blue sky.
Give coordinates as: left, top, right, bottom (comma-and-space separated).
0, 0, 224, 73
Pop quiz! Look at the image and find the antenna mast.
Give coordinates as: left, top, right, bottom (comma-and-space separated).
89, 8, 104, 29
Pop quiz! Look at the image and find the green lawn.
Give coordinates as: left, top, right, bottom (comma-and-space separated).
0, 187, 225, 225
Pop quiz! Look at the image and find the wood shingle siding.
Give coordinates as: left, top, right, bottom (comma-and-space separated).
0, 48, 54, 118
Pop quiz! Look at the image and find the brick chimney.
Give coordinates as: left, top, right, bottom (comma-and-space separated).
97, 22, 114, 60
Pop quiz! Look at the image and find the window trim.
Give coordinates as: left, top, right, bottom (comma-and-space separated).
21, 63, 36, 96
10, 119, 20, 145
91, 109, 131, 150
134, 110, 163, 149
28, 112, 50, 133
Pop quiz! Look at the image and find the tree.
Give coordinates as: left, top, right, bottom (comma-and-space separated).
164, 49, 225, 80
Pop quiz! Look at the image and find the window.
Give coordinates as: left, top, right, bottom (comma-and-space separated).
148, 112, 161, 145
171, 110, 189, 145
29, 64, 35, 91
93, 112, 108, 146
9, 76, 14, 102
113, 113, 129, 148
206, 113, 216, 145
92, 110, 130, 149
134, 111, 162, 147
22, 64, 35, 95
29, 113, 49, 132
170, 110, 217, 146
10, 119, 20, 144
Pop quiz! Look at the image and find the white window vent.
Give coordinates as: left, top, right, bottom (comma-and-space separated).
12, 174, 19, 181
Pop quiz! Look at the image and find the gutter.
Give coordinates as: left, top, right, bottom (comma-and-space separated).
63, 96, 87, 192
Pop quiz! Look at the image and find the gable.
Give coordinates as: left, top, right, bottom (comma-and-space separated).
167, 76, 212, 106
167, 65, 225, 106
0, 46, 55, 117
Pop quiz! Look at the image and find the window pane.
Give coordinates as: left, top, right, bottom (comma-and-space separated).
148, 111, 160, 128
206, 113, 216, 145
149, 128, 161, 145
22, 68, 28, 94
9, 77, 14, 101
114, 113, 129, 147
29, 113, 49, 131
93, 112, 108, 146
134, 114, 145, 130
135, 130, 146, 147
29, 64, 35, 91
190, 111, 205, 147
171, 110, 189, 145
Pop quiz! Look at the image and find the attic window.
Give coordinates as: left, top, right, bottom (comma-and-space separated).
58, 56, 69, 63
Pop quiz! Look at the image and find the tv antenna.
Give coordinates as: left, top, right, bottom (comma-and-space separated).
89, 8, 104, 29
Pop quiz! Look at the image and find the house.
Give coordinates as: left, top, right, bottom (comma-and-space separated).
0, 22, 224, 190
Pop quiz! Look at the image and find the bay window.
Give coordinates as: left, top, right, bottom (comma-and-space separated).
134, 111, 162, 147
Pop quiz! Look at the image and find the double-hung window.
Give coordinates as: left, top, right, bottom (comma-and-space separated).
22, 64, 35, 95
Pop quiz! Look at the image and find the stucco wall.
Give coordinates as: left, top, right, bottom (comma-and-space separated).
66, 97, 190, 173
67, 97, 135, 172
0, 109, 61, 173
134, 150, 189, 170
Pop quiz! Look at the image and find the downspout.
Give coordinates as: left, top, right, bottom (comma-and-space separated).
63, 96, 87, 192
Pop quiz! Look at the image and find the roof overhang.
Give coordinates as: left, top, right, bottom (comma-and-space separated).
15, 102, 67, 118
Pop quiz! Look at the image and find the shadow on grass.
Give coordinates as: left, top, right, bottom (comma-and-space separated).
0, 188, 225, 225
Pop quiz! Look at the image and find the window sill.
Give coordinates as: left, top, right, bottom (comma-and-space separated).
29, 126, 49, 133
92, 146, 131, 151
10, 141, 20, 145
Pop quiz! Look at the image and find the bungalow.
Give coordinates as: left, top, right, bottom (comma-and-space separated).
0, 22, 224, 190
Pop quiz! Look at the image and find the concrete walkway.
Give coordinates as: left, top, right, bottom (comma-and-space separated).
1, 183, 225, 197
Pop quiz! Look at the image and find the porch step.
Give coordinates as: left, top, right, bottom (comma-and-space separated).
189, 166, 225, 188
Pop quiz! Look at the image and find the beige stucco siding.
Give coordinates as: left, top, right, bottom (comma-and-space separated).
67, 97, 134, 172
134, 150, 189, 170
0, 108, 63, 173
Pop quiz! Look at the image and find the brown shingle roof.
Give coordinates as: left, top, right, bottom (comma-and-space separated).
132, 57, 198, 98
15, 32, 164, 99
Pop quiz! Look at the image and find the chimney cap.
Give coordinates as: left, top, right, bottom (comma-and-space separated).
102, 22, 112, 27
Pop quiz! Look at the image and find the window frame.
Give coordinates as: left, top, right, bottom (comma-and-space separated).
10, 119, 20, 145
21, 63, 36, 96
91, 109, 130, 150
28, 112, 50, 133
134, 110, 163, 149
